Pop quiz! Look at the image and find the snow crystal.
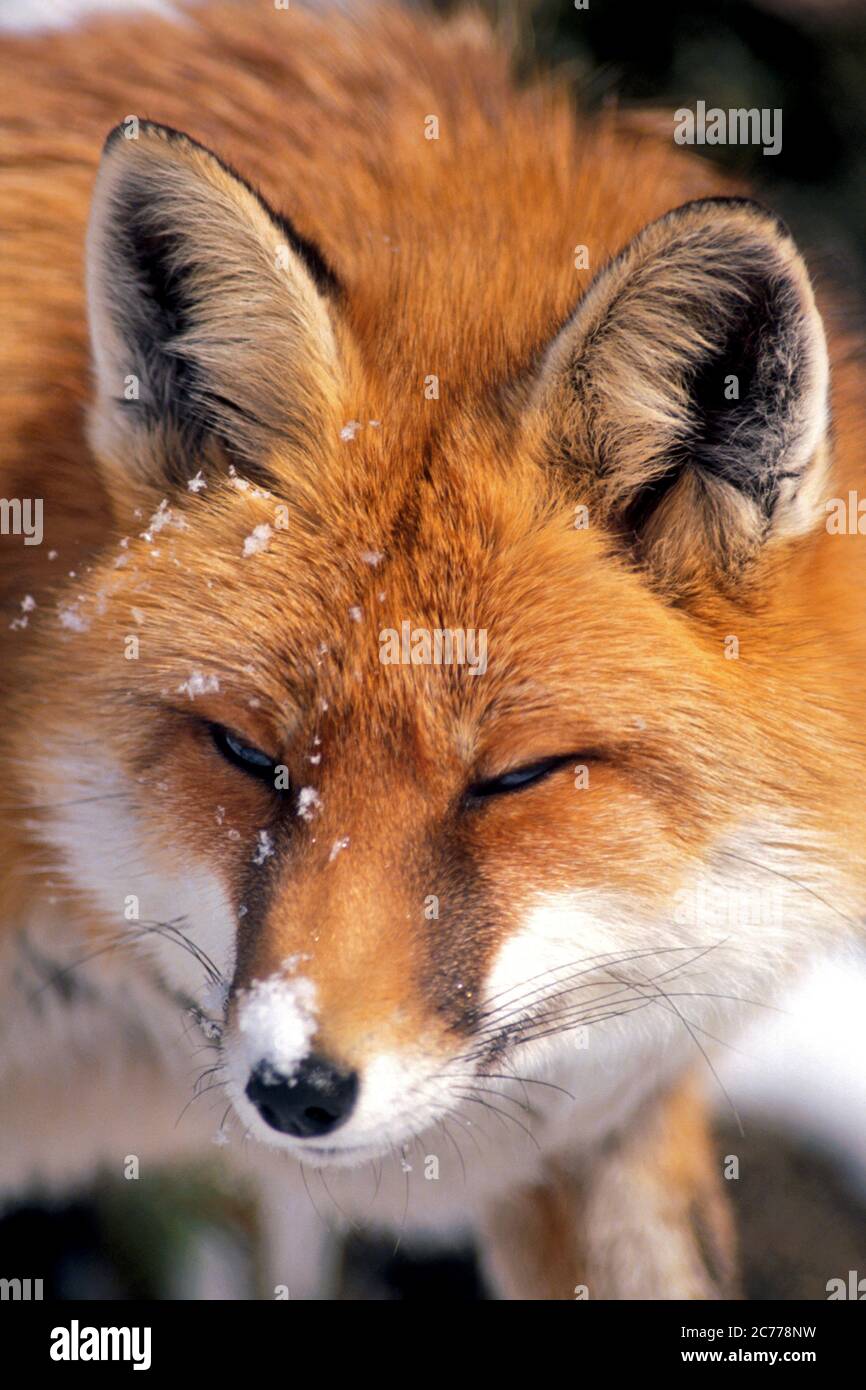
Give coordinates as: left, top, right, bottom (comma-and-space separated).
192, 1009, 224, 1042
340, 420, 362, 442
297, 786, 322, 821
361, 550, 383, 566
58, 602, 89, 632
10, 595, 35, 631
187, 470, 207, 493
177, 671, 220, 699
228, 465, 271, 499
328, 836, 350, 863
252, 829, 275, 866
140, 498, 186, 542
348, 605, 363, 623
242, 523, 272, 558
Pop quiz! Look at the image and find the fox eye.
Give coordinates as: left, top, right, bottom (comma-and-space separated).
210, 724, 276, 783
468, 756, 568, 800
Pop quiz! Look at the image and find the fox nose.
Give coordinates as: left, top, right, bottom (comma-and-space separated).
245, 1053, 359, 1138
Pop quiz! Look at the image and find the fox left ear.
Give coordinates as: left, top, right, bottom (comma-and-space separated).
86, 121, 342, 506
532, 198, 830, 594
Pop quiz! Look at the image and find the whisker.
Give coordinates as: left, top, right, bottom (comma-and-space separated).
474, 941, 725, 1033
453, 1090, 541, 1151
610, 968, 745, 1138
720, 847, 864, 936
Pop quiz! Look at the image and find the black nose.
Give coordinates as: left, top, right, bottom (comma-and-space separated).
245, 1053, 358, 1138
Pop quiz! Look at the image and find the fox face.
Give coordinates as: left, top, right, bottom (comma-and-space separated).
15, 120, 856, 1167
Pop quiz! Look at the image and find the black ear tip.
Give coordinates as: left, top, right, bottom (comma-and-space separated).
102, 121, 129, 152
101, 120, 194, 155
669, 195, 793, 243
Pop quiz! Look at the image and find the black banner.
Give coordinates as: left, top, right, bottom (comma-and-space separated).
1, 1297, 862, 1375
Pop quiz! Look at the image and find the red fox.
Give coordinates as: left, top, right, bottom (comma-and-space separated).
1, 0, 865, 1300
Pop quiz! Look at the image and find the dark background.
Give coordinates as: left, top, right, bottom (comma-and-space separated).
452, 0, 866, 306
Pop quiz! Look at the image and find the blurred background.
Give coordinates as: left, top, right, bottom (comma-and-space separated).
1, 0, 866, 1298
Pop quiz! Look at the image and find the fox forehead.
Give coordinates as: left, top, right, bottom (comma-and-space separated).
81, 462, 711, 776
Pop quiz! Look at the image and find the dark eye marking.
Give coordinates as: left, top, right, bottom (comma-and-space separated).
466, 755, 578, 801
210, 723, 278, 785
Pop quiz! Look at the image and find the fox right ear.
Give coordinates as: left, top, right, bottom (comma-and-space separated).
531, 198, 830, 598
86, 121, 342, 506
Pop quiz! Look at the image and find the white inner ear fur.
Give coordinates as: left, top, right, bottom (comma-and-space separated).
532, 200, 832, 571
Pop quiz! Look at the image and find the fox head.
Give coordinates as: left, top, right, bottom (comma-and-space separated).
17, 120, 860, 1163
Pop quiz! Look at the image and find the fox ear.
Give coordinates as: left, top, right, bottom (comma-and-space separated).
533, 198, 830, 595
86, 121, 341, 503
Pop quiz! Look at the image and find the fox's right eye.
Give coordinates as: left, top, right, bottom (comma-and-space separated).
210, 724, 277, 784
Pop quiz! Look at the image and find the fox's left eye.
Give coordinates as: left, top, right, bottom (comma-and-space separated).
468, 756, 569, 800
210, 724, 276, 783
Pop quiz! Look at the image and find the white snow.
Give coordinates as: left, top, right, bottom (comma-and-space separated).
140, 498, 186, 542
328, 836, 350, 863
252, 829, 275, 865
58, 602, 89, 632
177, 670, 220, 699
228, 465, 271, 500
236, 970, 319, 1078
9, 595, 36, 631
297, 787, 322, 822
187, 470, 207, 493
242, 523, 272, 558
340, 420, 362, 441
